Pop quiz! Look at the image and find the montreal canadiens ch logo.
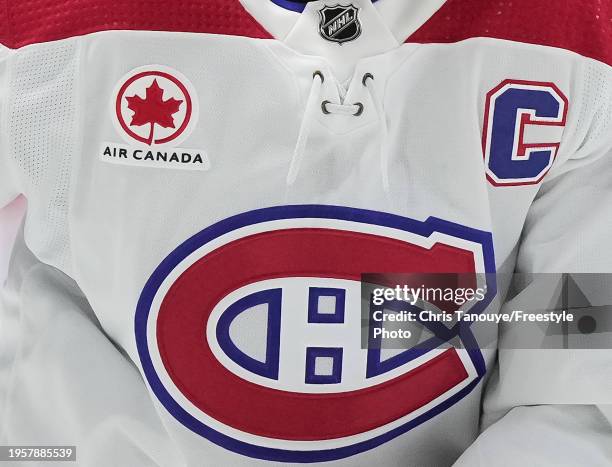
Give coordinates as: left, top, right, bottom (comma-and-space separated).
135, 205, 496, 462
114, 66, 198, 146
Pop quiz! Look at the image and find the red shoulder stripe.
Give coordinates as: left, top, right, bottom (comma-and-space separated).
408, 0, 612, 67
1, 0, 272, 49
5, 1, 612, 66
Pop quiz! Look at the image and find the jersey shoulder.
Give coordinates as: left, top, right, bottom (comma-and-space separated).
0, 0, 271, 49
409, 0, 612, 67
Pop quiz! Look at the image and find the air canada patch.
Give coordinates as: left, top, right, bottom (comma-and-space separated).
319, 4, 361, 44
102, 65, 209, 170
135, 205, 497, 463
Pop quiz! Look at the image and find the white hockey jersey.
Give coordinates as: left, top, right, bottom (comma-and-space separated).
1, 0, 612, 466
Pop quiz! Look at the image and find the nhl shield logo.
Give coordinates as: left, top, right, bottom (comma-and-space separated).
318, 4, 361, 44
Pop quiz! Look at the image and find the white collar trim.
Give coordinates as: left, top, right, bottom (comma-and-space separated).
239, 0, 447, 42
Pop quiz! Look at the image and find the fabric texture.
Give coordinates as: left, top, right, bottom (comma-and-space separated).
0, 1, 611, 465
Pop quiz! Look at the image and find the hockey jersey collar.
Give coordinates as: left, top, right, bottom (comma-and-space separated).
1, 0, 610, 70
239, 0, 447, 44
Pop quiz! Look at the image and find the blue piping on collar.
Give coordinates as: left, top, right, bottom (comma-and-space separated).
270, 0, 378, 13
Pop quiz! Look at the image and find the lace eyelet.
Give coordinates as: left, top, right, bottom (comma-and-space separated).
353, 102, 364, 116
321, 100, 332, 114
313, 70, 325, 83
362, 73, 374, 86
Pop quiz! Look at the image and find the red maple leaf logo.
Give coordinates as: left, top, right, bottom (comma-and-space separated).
126, 79, 183, 145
